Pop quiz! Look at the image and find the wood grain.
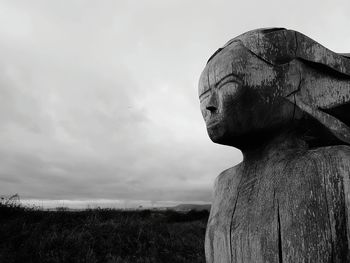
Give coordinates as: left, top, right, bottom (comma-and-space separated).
205, 145, 350, 262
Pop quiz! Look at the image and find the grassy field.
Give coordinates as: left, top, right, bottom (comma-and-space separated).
0, 202, 208, 263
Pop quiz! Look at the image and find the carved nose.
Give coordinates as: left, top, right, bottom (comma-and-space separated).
206, 105, 217, 113
206, 93, 218, 113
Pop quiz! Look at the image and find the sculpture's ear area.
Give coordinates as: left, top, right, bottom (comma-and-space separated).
290, 94, 350, 145
321, 103, 350, 140
283, 59, 350, 145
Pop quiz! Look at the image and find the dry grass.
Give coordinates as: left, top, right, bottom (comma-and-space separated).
0, 202, 208, 263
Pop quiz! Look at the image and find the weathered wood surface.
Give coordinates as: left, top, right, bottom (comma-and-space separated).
205, 142, 350, 262
199, 28, 350, 262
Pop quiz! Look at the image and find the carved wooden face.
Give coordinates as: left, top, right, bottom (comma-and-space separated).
199, 42, 291, 148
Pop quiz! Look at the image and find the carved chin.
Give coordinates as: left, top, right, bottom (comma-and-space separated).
207, 124, 246, 147
207, 124, 228, 144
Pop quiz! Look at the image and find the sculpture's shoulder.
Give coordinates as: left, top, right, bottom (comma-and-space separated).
325, 144, 350, 162
305, 145, 350, 259
209, 163, 243, 220
213, 163, 243, 197
205, 163, 244, 263
305, 145, 350, 170
308, 144, 350, 156
284, 145, 350, 189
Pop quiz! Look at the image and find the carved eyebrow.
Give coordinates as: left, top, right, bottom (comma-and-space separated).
199, 89, 210, 99
215, 74, 242, 88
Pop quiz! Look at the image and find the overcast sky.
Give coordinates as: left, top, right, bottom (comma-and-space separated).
0, 0, 349, 208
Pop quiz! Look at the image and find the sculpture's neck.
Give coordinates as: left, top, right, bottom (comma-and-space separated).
241, 131, 308, 165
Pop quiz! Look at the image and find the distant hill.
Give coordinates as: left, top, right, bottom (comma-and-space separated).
171, 203, 211, 212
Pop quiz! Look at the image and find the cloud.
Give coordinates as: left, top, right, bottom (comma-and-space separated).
0, 0, 348, 205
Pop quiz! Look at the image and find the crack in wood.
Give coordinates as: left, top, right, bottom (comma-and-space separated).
277, 199, 283, 263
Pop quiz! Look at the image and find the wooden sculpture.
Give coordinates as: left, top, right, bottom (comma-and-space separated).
199, 28, 350, 263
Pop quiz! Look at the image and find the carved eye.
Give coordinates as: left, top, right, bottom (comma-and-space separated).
215, 74, 241, 93
218, 81, 239, 94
